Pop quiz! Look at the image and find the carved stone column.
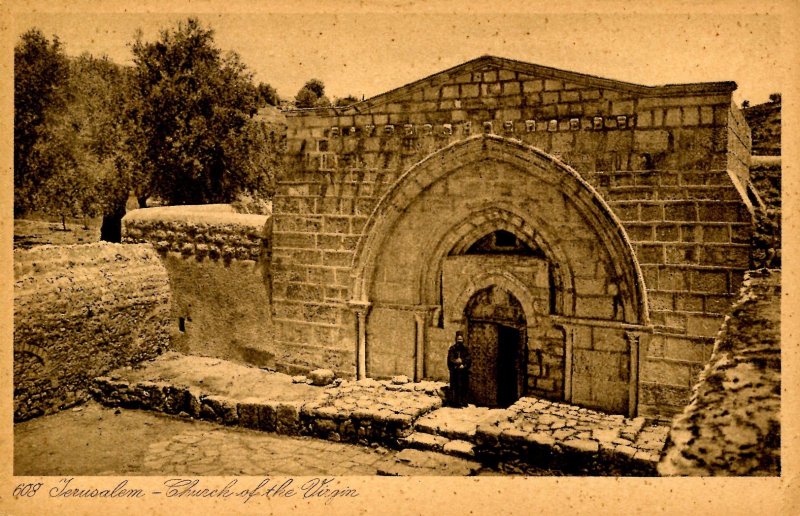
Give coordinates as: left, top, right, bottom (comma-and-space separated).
412, 310, 429, 382
349, 301, 371, 380
563, 325, 575, 403
625, 331, 642, 418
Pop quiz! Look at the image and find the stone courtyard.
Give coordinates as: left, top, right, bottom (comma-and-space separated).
86, 351, 670, 475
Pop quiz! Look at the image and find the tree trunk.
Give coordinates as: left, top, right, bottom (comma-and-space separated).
137, 195, 148, 209
61, 214, 67, 231
100, 206, 126, 243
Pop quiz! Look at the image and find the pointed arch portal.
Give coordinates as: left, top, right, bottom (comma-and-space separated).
349, 134, 651, 415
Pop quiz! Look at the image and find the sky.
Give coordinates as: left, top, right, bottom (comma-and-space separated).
12, 6, 785, 105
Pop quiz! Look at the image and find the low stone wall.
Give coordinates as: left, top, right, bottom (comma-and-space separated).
658, 269, 781, 476
299, 380, 445, 445
13, 243, 171, 421
122, 205, 274, 366
92, 375, 445, 448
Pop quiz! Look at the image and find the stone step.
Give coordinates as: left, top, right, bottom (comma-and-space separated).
442, 439, 476, 459
375, 448, 482, 476
399, 432, 477, 459
413, 406, 509, 441
398, 431, 450, 452
90, 354, 445, 449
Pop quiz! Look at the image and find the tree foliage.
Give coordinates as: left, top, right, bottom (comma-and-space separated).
15, 18, 279, 233
129, 17, 268, 205
14, 30, 135, 227
303, 78, 325, 98
256, 82, 279, 107
14, 29, 71, 216
334, 94, 360, 107
66, 54, 133, 214
295, 78, 331, 108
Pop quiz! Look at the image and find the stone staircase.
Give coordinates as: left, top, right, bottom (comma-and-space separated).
400, 406, 506, 459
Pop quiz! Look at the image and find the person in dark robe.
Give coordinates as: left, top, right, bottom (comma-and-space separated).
447, 331, 471, 407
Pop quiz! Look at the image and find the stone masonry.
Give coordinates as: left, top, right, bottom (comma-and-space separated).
123, 204, 274, 366
13, 243, 171, 421
90, 352, 668, 475
273, 55, 755, 418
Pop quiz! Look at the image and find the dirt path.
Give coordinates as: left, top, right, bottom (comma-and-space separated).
15, 402, 490, 476
14, 402, 396, 476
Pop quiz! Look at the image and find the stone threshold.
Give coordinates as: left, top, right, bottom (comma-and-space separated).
91, 353, 669, 475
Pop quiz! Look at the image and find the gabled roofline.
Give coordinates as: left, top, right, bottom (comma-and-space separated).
284, 55, 736, 117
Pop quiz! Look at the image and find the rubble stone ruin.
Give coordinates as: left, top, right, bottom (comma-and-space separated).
117, 55, 756, 422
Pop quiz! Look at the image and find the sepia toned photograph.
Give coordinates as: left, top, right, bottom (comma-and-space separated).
3, 1, 791, 511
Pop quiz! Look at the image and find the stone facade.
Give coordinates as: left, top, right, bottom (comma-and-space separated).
13, 243, 171, 421
273, 56, 754, 418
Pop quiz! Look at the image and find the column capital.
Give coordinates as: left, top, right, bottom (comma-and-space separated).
347, 300, 372, 315
624, 330, 644, 344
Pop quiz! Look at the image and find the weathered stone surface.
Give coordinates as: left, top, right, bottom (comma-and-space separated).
563, 438, 600, 454
443, 439, 475, 458
201, 395, 239, 426
122, 205, 274, 370
14, 243, 171, 421
376, 448, 482, 476
308, 369, 336, 386
276, 402, 302, 435
659, 271, 781, 476
415, 406, 506, 440
399, 432, 450, 451
468, 396, 669, 474
273, 56, 751, 421
91, 353, 673, 474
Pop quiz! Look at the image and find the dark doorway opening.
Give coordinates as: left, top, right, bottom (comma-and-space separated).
497, 324, 524, 407
464, 286, 527, 408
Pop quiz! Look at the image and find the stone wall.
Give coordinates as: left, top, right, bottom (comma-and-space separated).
592, 168, 752, 415
13, 243, 171, 421
743, 100, 781, 156
122, 205, 274, 366
273, 56, 753, 417
726, 100, 753, 195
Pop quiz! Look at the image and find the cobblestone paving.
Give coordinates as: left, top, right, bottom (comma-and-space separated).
498, 398, 659, 450
90, 353, 669, 475
406, 399, 669, 475
301, 378, 445, 443
472, 398, 669, 475
141, 427, 391, 476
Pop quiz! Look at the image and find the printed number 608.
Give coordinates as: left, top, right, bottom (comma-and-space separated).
13, 483, 43, 497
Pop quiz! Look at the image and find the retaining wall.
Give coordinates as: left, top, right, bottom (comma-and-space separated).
13, 243, 171, 421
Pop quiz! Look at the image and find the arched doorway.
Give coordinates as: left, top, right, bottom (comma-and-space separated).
464, 285, 527, 407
